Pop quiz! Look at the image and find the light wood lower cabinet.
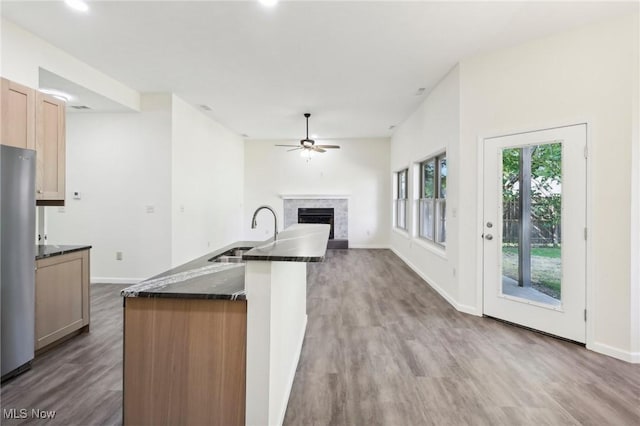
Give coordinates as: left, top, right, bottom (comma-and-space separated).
35, 250, 90, 351
123, 297, 247, 426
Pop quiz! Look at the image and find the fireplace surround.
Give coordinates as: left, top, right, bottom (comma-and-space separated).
282, 196, 348, 249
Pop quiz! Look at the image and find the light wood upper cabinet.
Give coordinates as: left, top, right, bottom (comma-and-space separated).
1, 78, 36, 150
35, 249, 90, 352
1, 77, 66, 205
36, 91, 66, 205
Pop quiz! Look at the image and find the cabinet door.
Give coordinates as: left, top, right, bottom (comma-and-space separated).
36, 92, 66, 204
35, 250, 90, 351
1, 78, 35, 150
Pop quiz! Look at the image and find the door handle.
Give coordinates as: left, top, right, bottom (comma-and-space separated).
485, 234, 493, 240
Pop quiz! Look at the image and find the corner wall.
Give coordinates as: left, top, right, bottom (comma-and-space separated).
391, 13, 638, 362
389, 66, 462, 310
46, 95, 173, 282
457, 13, 638, 360
171, 95, 245, 266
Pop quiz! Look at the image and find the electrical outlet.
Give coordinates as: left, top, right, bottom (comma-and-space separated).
116, 251, 123, 261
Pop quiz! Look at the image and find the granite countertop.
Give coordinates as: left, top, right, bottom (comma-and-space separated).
121, 240, 261, 300
36, 244, 92, 260
243, 224, 330, 262
121, 224, 330, 300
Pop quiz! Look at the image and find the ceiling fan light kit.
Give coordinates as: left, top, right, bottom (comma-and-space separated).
275, 113, 340, 161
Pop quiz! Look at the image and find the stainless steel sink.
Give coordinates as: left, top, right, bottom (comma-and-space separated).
228, 248, 252, 257
212, 256, 243, 263
208, 246, 253, 263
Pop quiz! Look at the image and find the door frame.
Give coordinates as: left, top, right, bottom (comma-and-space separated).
476, 120, 593, 347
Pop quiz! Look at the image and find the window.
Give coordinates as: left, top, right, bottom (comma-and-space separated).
395, 169, 408, 230
419, 153, 446, 245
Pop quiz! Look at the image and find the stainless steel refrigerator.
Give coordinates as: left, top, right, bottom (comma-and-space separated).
1, 144, 36, 381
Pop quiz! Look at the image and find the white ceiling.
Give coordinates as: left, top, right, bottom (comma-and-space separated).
1, 1, 636, 139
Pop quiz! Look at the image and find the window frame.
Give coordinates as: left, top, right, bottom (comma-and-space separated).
394, 168, 408, 230
418, 152, 446, 246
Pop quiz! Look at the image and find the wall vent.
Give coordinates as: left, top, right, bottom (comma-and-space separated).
70, 105, 91, 110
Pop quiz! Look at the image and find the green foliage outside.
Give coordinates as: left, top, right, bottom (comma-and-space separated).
502, 143, 562, 299
502, 246, 561, 259
502, 144, 562, 234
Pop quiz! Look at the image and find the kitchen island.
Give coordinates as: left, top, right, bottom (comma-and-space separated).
121, 224, 330, 426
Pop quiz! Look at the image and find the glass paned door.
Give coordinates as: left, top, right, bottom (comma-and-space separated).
483, 125, 586, 343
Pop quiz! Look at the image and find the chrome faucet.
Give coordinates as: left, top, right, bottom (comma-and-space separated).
251, 205, 278, 242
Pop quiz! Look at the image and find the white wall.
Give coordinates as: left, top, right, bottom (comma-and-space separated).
244, 138, 390, 248
457, 14, 638, 360
47, 95, 173, 282
171, 95, 245, 266
0, 18, 140, 111
631, 14, 640, 362
47, 94, 247, 281
389, 66, 462, 310
391, 13, 638, 362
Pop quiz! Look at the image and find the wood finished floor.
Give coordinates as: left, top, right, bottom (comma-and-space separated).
1, 249, 639, 425
1, 284, 125, 425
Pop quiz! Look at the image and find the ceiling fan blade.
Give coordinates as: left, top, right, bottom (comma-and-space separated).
315, 145, 340, 149
312, 147, 326, 153
287, 147, 303, 152
275, 144, 301, 147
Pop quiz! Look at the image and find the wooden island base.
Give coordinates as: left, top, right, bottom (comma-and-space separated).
123, 297, 247, 426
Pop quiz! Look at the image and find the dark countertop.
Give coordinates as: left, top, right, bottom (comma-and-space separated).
243, 224, 331, 262
122, 263, 248, 301
36, 244, 92, 260
121, 240, 261, 300
121, 224, 330, 300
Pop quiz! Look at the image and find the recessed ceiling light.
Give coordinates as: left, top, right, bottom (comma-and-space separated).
415, 87, 426, 96
241, 134, 249, 138
39, 88, 72, 102
199, 104, 212, 111
389, 125, 396, 130
65, 0, 89, 13
258, 0, 278, 7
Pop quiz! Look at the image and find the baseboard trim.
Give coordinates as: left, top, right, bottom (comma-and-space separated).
348, 244, 390, 249
589, 342, 640, 363
390, 247, 480, 317
91, 277, 142, 285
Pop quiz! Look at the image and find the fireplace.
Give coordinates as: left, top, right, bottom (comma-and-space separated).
298, 208, 335, 239
284, 197, 349, 249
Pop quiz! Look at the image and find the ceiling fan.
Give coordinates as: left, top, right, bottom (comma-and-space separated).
276, 113, 340, 155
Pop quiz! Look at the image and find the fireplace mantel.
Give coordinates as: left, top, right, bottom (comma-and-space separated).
280, 194, 350, 200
